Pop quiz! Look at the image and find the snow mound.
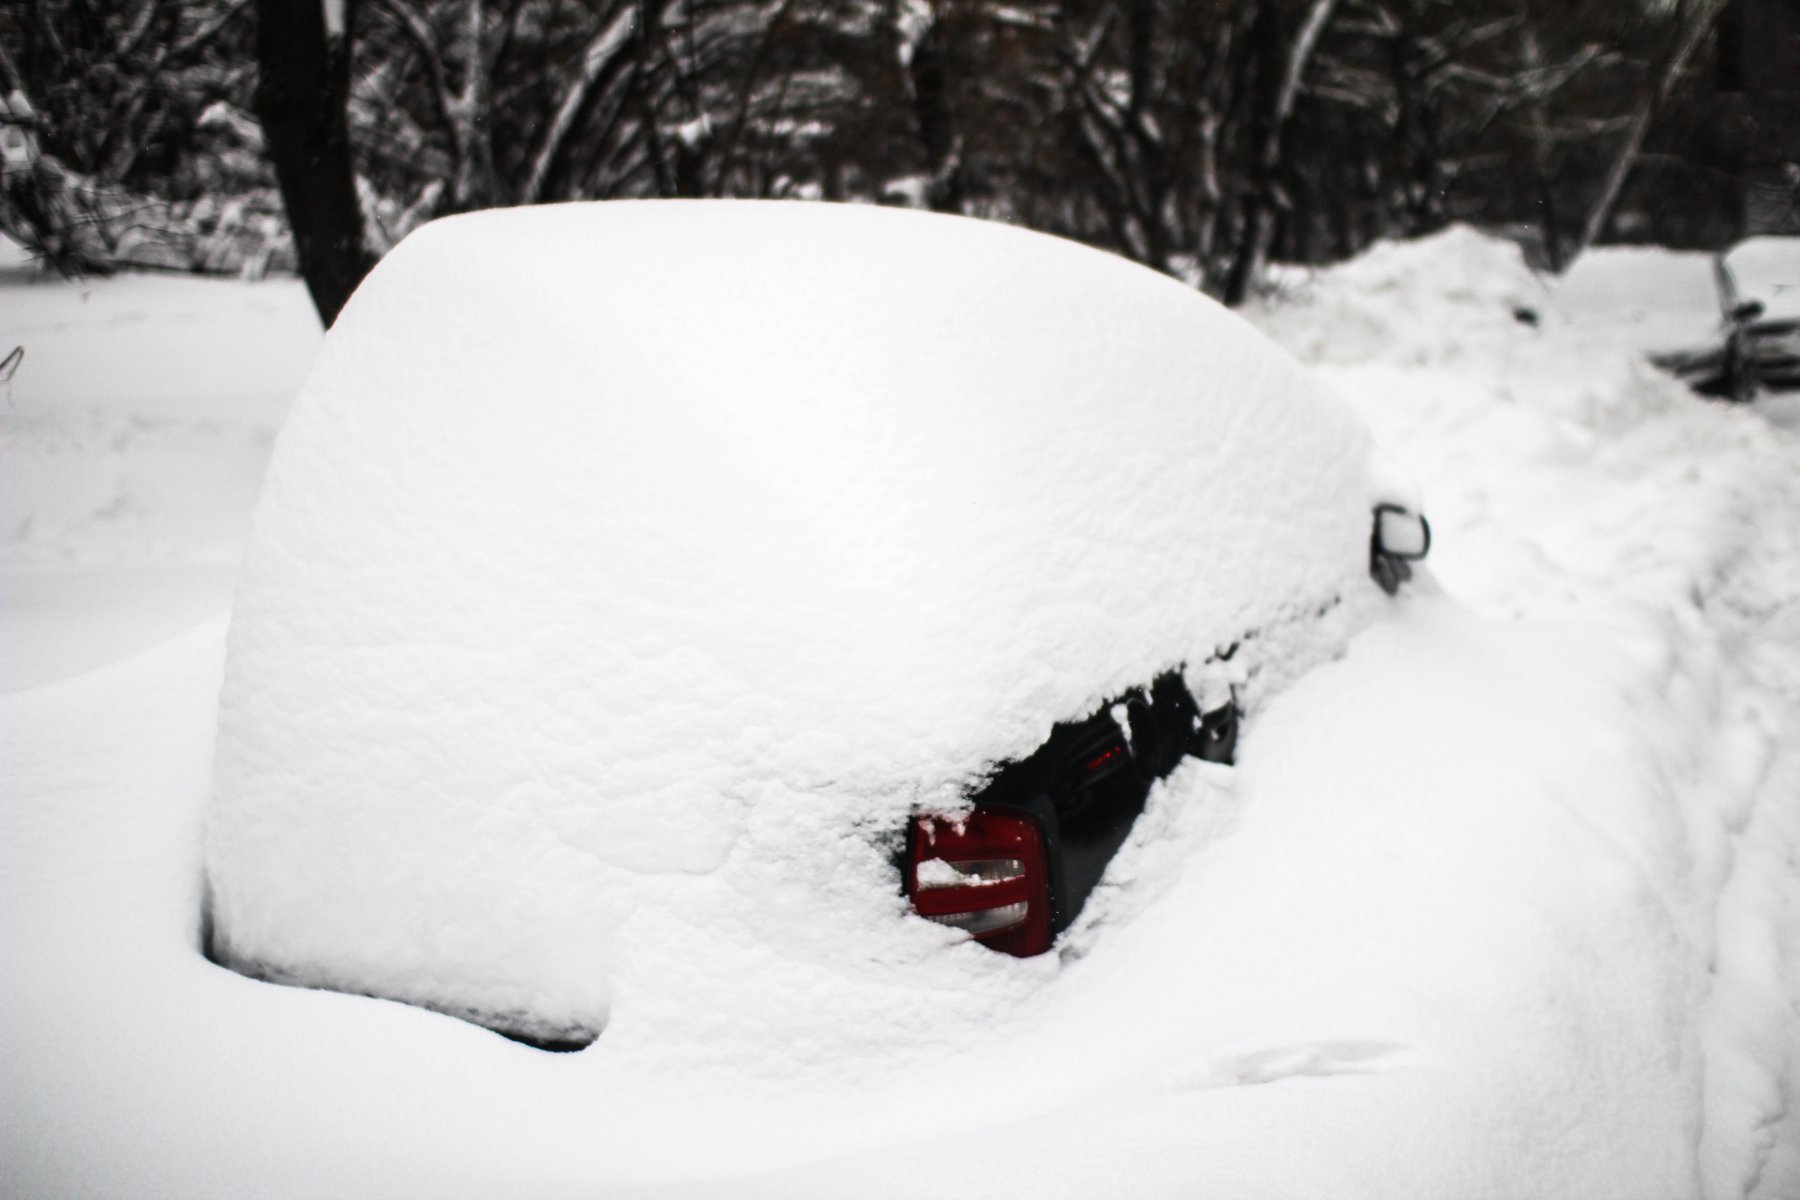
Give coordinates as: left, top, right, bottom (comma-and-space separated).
1260, 225, 1705, 439
1259, 225, 1548, 367
206, 200, 1386, 1046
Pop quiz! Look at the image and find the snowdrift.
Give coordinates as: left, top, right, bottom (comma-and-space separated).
204, 200, 1387, 1043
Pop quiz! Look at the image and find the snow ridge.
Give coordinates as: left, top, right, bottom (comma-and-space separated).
1253, 227, 1800, 1199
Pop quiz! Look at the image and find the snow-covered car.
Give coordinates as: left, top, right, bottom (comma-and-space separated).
1648, 255, 1800, 401
203, 200, 1427, 1047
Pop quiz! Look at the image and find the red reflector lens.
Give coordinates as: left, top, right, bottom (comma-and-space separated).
1080, 744, 1125, 776
905, 807, 1052, 957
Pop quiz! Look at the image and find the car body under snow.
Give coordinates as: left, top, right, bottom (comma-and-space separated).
203, 200, 1426, 1047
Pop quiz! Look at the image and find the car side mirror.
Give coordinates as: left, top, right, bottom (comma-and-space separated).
1370, 503, 1430, 595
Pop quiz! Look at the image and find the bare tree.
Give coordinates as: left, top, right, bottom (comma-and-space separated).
517, 6, 637, 203
254, 0, 376, 323
1571, 0, 1732, 261
4, 0, 1782, 310
1222, 0, 1340, 303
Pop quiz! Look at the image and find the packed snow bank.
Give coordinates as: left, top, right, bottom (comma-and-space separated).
207, 201, 1391, 1043
1251, 226, 1800, 1200
1263, 225, 1551, 369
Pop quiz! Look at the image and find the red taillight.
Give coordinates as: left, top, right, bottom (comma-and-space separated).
905, 807, 1053, 957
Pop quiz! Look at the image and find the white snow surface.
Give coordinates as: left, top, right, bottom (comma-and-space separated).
2, 222, 1798, 1199
205, 201, 1383, 1043
0, 241, 319, 689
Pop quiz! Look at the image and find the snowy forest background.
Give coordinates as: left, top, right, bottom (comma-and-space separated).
3, 0, 1797, 324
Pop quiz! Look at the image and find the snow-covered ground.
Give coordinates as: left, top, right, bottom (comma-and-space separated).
0, 243, 318, 689
3, 225, 1797, 1198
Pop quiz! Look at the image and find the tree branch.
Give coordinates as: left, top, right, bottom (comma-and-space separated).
519, 4, 637, 203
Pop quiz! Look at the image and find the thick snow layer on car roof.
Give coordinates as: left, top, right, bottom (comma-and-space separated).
205, 201, 1381, 1042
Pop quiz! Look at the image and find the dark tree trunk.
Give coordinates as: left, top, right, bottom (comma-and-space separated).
254, 0, 376, 326
909, 19, 966, 213
1221, 0, 1281, 306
